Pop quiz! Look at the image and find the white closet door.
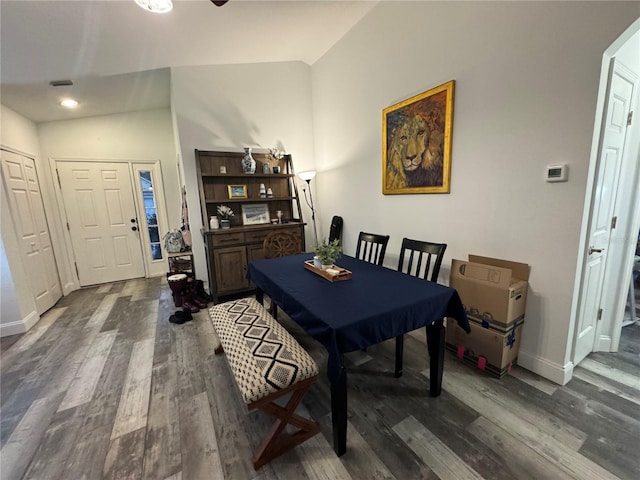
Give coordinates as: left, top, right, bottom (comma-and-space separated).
1, 150, 62, 314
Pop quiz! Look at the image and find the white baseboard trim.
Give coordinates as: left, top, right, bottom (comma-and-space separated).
517, 349, 574, 385
0, 310, 39, 337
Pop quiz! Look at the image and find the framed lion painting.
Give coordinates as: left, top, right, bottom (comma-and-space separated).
382, 80, 455, 194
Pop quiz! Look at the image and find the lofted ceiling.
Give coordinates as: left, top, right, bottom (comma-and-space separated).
0, 0, 376, 123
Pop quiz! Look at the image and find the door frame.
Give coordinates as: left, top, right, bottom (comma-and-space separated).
131, 161, 171, 278
50, 157, 170, 286
570, 19, 640, 373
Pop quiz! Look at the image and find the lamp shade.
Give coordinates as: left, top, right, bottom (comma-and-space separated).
298, 170, 317, 182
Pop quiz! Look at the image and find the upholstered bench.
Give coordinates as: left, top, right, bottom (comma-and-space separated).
209, 297, 320, 470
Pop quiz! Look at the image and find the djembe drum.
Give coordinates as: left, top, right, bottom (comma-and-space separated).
168, 273, 188, 307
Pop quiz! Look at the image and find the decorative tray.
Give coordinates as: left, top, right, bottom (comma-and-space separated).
304, 260, 352, 282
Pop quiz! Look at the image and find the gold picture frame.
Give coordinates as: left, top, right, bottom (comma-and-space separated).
382, 80, 455, 194
227, 184, 248, 199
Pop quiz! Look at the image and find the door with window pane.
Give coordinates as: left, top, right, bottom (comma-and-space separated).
132, 163, 169, 278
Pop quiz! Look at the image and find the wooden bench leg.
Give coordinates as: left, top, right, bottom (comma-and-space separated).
250, 376, 320, 470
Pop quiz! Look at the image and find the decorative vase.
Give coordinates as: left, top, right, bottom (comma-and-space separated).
259, 183, 267, 198
220, 219, 230, 229
209, 216, 219, 229
262, 163, 270, 174
242, 147, 256, 174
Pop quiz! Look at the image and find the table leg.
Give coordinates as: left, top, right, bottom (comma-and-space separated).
425, 319, 445, 397
330, 357, 347, 456
394, 335, 404, 378
255, 287, 264, 305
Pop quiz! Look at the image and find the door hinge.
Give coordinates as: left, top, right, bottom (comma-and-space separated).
611, 216, 617, 229
56, 169, 61, 189
628, 110, 633, 126
597, 308, 603, 321
66, 222, 70, 231
74, 262, 79, 278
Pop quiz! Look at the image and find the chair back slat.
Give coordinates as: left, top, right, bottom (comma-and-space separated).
397, 238, 447, 282
355, 232, 390, 266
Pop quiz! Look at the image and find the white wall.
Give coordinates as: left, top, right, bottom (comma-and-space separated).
310, 1, 639, 383
171, 62, 316, 286
38, 108, 180, 290
0, 105, 41, 333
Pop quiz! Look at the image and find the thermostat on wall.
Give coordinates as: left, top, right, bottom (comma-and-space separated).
546, 164, 568, 182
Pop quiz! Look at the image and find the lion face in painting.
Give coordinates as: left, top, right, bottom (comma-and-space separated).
386, 105, 445, 190
396, 114, 428, 173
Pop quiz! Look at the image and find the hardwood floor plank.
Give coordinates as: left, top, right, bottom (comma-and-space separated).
179, 391, 224, 479
95, 283, 113, 294
466, 416, 574, 480
103, 428, 147, 480
1, 306, 67, 362
393, 415, 485, 480
125, 299, 159, 342
111, 337, 155, 439
0, 393, 64, 480
572, 367, 640, 407
22, 407, 84, 480
438, 368, 620, 479
84, 293, 119, 333
59, 335, 133, 480
579, 358, 640, 391
507, 365, 559, 395
143, 354, 182, 480
435, 361, 588, 450
200, 335, 256, 479
175, 322, 206, 400
352, 340, 510, 479
58, 330, 117, 411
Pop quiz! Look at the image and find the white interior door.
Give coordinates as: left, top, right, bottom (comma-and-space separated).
574, 62, 635, 364
57, 161, 145, 286
1, 149, 62, 314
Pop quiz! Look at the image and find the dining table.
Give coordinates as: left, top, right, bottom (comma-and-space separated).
246, 253, 470, 456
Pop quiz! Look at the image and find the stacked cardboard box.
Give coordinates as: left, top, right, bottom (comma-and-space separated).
446, 255, 529, 378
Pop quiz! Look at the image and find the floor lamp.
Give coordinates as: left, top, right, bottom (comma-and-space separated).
298, 170, 319, 248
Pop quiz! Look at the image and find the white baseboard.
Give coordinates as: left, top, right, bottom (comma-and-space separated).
517, 349, 574, 385
0, 310, 39, 337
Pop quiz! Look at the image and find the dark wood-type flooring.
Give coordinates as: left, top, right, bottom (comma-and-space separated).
1, 277, 639, 479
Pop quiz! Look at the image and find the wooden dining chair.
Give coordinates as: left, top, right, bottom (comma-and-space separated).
355, 231, 390, 266
263, 230, 302, 259
395, 237, 447, 378
397, 238, 447, 281
262, 230, 302, 318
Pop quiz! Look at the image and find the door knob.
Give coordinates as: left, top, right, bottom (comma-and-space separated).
131, 226, 138, 231
130, 218, 137, 223
588, 246, 604, 255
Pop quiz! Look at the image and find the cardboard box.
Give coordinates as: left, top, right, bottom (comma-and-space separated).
446, 319, 522, 377
450, 255, 529, 332
446, 255, 529, 378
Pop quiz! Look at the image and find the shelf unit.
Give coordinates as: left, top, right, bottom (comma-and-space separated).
195, 149, 306, 301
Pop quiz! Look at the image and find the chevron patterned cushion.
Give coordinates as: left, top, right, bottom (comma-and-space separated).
209, 297, 319, 404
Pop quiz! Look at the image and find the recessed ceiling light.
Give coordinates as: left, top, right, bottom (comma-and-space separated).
49, 79, 74, 87
60, 99, 79, 108
135, 0, 173, 13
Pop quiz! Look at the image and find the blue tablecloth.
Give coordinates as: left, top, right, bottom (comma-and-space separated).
247, 253, 470, 382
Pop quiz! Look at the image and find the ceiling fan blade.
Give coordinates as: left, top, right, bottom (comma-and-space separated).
211, 0, 229, 6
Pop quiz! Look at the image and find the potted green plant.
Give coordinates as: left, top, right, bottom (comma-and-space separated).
315, 239, 342, 269
217, 205, 234, 229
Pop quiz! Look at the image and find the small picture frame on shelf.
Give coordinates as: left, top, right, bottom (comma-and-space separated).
242, 203, 270, 225
272, 166, 281, 174
227, 184, 248, 199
